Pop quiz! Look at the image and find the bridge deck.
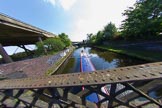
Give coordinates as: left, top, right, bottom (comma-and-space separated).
0, 62, 161, 89
0, 62, 161, 107
0, 13, 56, 46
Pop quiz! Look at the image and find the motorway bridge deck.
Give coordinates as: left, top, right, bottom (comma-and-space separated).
0, 13, 56, 46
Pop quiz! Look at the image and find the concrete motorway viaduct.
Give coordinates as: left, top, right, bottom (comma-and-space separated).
0, 13, 56, 63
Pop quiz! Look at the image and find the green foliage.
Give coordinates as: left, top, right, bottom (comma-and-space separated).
121, 0, 162, 40
11, 52, 28, 61
86, 0, 162, 45
86, 22, 118, 45
113, 32, 124, 41
35, 41, 45, 55
87, 33, 96, 45
36, 33, 71, 56
58, 33, 71, 47
103, 22, 117, 40
95, 31, 104, 44
44, 38, 65, 51
36, 38, 65, 55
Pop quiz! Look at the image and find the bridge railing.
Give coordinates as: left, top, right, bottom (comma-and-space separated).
0, 62, 162, 107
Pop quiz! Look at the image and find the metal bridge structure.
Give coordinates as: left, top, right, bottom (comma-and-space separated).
72, 42, 83, 46
0, 62, 162, 107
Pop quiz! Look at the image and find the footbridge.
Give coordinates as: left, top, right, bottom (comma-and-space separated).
0, 62, 162, 107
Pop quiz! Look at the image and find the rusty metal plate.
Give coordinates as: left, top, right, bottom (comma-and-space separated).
0, 74, 6, 80
0, 62, 161, 89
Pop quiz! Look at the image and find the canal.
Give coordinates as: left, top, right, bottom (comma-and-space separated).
56, 47, 148, 74
56, 46, 162, 100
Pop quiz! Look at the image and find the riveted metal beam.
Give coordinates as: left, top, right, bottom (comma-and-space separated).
0, 62, 161, 107
0, 62, 162, 89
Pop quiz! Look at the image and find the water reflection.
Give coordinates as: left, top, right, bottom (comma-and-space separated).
89, 47, 147, 70
56, 47, 82, 74
56, 47, 147, 74
56, 47, 162, 100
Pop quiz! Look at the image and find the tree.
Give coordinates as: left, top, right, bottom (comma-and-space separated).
36, 38, 65, 55
103, 22, 117, 40
86, 23, 118, 45
87, 33, 93, 44
96, 31, 104, 44
121, 0, 162, 40
58, 33, 71, 47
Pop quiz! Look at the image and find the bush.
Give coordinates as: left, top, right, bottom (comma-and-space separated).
36, 38, 65, 55
58, 33, 72, 47
113, 32, 124, 41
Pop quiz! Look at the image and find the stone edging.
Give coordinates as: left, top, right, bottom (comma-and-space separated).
45, 47, 75, 75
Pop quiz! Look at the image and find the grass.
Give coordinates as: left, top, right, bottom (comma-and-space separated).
96, 45, 162, 62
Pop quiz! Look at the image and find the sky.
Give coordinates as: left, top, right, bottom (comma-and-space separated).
0, 0, 136, 55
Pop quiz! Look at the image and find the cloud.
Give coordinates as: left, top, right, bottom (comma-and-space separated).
43, 0, 136, 41
68, 0, 136, 41
59, 0, 76, 11
43, 0, 56, 6
43, 0, 76, 11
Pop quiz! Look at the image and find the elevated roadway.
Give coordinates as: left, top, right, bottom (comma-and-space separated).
0, 13, 56, 46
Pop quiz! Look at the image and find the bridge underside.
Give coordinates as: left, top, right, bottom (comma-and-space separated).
0, 23, 45, 46
0, 62, 161, 107
0, 13, 57, 63
0, 14, 56, 46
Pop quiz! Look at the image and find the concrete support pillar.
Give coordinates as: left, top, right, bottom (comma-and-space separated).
0, 43, 13, 63
38, 37, 47, 54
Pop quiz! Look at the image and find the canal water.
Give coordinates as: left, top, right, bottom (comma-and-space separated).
56, 47, 162, 100
56, 47, 147, 74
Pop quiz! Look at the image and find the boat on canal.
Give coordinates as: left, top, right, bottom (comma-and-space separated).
80, 50, 109, 103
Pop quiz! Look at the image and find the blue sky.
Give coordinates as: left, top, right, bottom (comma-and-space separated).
0, 0, 71, 34
0, 0, 136, 55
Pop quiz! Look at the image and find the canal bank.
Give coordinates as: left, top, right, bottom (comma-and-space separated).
0, 47, 74, 78
95, 45, 159, 62
46, 46, 75, 75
